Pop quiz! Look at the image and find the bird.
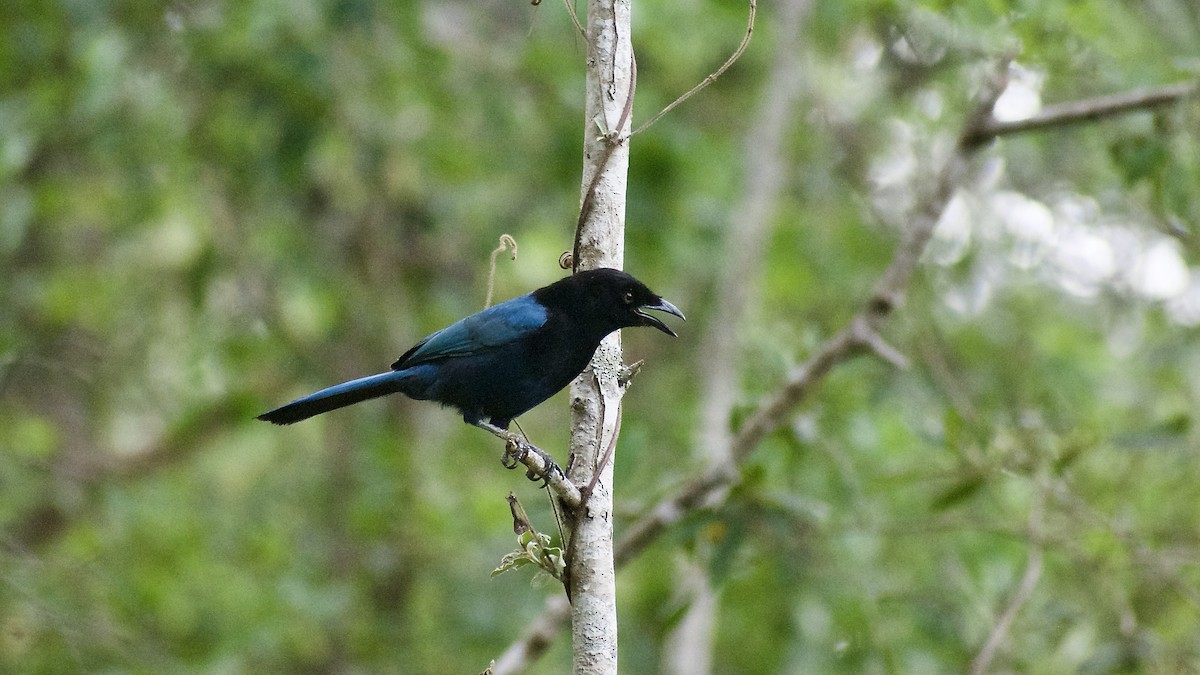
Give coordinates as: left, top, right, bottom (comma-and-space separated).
257, 268, 684, 430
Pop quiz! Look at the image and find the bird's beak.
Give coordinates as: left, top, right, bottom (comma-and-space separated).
636, 298, 686, 337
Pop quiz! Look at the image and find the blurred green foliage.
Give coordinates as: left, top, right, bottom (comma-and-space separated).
2, 0, 1200, 672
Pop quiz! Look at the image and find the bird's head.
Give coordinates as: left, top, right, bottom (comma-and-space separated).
568, 268, 686, 337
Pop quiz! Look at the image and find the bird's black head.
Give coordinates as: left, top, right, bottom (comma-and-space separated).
544, 268, 685, 337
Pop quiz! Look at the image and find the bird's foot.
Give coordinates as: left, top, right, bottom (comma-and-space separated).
472, 420, 560, 488
501, 439, 558, 488
501, 441, 521, 470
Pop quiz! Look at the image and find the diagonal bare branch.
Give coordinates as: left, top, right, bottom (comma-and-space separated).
963, 80, 1198, 146
969, 470, 1048, 674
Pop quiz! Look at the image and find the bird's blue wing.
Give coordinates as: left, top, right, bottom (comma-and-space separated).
391, 294, 548, 370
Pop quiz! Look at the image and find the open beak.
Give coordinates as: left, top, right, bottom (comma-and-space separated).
636, 298, 686, 337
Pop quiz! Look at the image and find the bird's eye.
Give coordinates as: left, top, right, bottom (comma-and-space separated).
623, 290, 634, 304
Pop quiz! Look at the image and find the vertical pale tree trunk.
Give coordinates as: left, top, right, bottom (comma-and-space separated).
567, 1, 633, 673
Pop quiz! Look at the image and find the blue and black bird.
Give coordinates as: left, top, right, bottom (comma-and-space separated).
257, 268, 684, 429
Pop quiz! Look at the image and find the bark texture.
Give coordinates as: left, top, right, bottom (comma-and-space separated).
567, 1, 633, 674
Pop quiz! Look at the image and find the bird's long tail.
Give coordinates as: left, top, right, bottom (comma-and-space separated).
257, 371, 410, 425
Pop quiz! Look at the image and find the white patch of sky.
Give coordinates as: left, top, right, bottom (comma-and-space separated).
1051, 224, 1116, 298
926, 192, 971, 266
1129, 240, 1190, 300
923, 184, 1192, 317
916, 89, 944, 121
993, 64, 1044, 122
850, 31, 883, 72
1166, 278, 1200, 326
994, 190, 1055, 269
870, 60, 1195, 326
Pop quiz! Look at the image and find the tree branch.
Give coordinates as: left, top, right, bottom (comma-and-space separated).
561, 0, 587, 39
664, 0, 808, 668
970, 472, 1048, 675
694, 0, 809, 466
569, 52, 636, 273
963, 80, 1198, 146
474, 421, 583, 510
564, 1, 634, 673
492, 595, 573, 674
3, 396, 253, 551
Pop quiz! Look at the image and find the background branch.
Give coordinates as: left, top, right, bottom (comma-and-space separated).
663, 0, 808, 669
493, 595, 573, 673
964, 80, 1198, 145
970, 471, 1048, 674
4, 396, 251, 551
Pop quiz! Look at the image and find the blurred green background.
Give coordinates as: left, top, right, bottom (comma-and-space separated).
3, 0, 1200, 672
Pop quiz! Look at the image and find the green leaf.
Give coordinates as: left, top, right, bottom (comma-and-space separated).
930, 474, 986, 511
709, 516, 748, 585
1111, 413, 1191, 450
1110, 135, 1169, 185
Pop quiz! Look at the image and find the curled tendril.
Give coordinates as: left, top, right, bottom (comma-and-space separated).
485, 234, 518, 308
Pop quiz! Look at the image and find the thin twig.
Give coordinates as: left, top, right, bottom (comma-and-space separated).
963, 80, 1198, 146
570, 53, 637, 271
632, 0, 757, 137
584, 400, 622, 504
562, 0, 586, 39
740, 60, 1013, 459
485, 234, 518, 308
861, 327, 910, 370
970, 473, 1048, 675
